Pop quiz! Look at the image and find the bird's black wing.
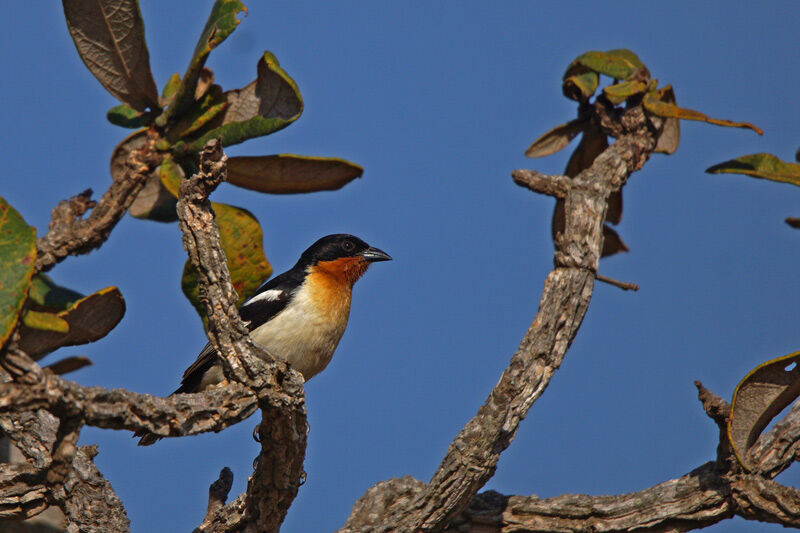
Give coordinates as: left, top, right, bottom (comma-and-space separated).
177, 269, 304, 393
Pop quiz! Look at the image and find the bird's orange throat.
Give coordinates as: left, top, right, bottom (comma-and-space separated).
312, 257, 370, 286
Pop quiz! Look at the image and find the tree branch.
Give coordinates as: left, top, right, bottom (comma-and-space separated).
34, 130, 161, 273
0, 462, 48, 520
0, 374, 260, 440
342, 107, 657, 532
175, 140, 307, 533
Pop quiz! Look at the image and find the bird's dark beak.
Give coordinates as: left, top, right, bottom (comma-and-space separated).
360, 246, 392, 262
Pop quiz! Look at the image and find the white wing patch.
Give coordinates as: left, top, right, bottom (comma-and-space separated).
245, 289, 285, 305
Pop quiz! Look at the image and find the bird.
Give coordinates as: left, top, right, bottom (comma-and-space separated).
136, 234, 391, 445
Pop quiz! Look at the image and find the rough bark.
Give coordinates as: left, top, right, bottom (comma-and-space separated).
34, 131, 161, 273
340, 103, 800, 533
174, 140, 307, 533
340, 106, 657, 533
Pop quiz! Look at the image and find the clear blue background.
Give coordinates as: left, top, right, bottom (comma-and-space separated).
2, 2, 800, 531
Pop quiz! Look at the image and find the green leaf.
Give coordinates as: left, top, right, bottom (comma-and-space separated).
22, 310, 69, 333
569, 50, 640, 80
0, 197, 36, 348
605, 49, 646, 70
111, 130, 176, 222
562, 70, 598, 102
227, 155, 364, 194
18, 287, 126, 359
643, 91, 763, 134
177, 51, 304, 152
603, 80, 648, 105
161, 0, 246, 124
166, 86, 228, 143
524, 119, 585, 158
45, 356, 92, 376
161, 73, 181, 107
728, 350, 800, 471
182, 203, 272, 326
705, 153, 800, 187
107, 104, 150, 129
27, 274, 84, 312
62, 0, 160, 111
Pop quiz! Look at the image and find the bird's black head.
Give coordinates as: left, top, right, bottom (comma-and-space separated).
296, 234, 391, 270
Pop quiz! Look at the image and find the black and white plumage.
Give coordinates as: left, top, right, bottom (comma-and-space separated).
136, 234, 390, 446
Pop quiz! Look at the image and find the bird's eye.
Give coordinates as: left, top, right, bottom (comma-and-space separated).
342, 240, 355, 251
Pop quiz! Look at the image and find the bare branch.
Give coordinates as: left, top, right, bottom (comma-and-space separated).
595, 273, 639, 291
52, 445, 130, 533
344, 107, 658, 532
511, 169, 571, 198
749, 399, 800, 478
0, 375, 260, 440
34, 130, 161, 273
176, 140, 308, 533
499, 463, 732, 533
732, 475, 800, 527
200, 467, 234, 529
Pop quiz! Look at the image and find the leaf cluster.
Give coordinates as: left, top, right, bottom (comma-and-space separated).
63, 0, 364, 323
0, 199, 123, 375
526, 48, 762, 257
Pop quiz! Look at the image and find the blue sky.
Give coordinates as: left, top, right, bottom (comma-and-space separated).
2, 2, 800, 531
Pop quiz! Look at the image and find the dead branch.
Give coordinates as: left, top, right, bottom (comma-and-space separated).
175, 140, 307, 533
0, 374, 260, 440
340, 105, 657, 532
34, 130, 161, 273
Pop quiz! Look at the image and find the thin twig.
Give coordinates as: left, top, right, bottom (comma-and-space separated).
595, 273, 639, 291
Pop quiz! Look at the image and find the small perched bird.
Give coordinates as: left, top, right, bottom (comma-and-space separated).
137, 234, 390, 445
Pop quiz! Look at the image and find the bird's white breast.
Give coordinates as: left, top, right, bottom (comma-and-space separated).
248, 277, 351, 379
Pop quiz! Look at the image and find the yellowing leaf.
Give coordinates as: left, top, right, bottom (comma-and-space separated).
227, 155, 364, 194
161, 0, 246, 123
525, 119, 585, 158
22, 310, 69, 333
728, 351, 800, 471
167, 87, 227, 143
603, 80, 648, 105
181, 204, 272, 326
605, 49, 646, 70
18, 287, 125, 359
160, 73, 181, 107
179, 51, 304, 151
569, 50, 640, 80
706, 153, 800, 187
27, 275, 83, 312
643, 91, 763, 134
62, 0, 159, 111
562, 70, 598, 102
107, 104, 149, 129
0, 197, 36, 348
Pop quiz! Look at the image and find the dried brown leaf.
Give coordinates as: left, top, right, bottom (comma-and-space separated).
45, 356, 93, 376
227, 155, 363, 194
18, 287, 125, 359
728, 350, 800, 470
525, 119, 585, 158
62, 0, 159, 111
